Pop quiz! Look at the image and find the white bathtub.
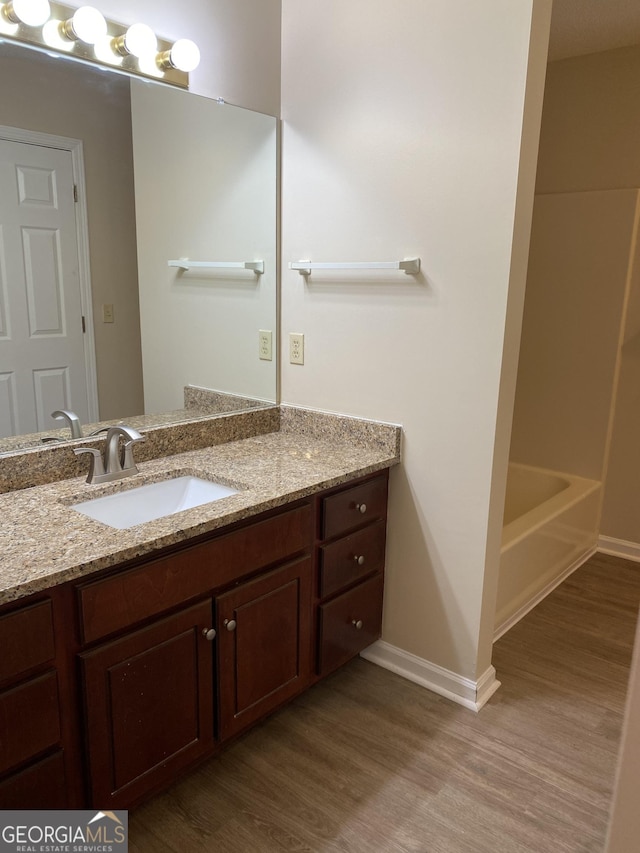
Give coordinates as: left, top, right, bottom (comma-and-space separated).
494, 462, 601, 639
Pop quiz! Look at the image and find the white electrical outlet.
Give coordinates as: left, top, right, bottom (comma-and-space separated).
259, 329, 272, 361
289, 332, 304, 365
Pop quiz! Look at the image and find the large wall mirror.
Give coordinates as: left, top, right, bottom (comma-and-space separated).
0, 42, 277, 455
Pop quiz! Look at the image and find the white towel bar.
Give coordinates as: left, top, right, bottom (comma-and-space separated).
168, 259, 264, 274
289, 258, 420, 276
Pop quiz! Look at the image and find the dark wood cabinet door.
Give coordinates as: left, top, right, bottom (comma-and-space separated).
80, 599, 215, 808
217, 558, 312, 740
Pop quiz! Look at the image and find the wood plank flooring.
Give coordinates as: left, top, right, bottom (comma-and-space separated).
129, 552, 640, 853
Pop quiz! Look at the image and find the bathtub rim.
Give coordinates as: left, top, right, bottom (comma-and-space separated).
502, 462, 601, 551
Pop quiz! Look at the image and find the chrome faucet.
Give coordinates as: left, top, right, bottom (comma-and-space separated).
74, 425, 145, 484
51, 409, 83, 439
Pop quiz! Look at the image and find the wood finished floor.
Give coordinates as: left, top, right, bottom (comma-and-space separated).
129, 553, 640, 853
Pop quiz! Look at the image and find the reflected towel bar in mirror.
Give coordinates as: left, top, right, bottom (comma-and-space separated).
168, 259, 264, 274
288, 258, 420, 276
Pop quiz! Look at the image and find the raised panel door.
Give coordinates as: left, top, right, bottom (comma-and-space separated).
80, 599, 215, 808
217, 558, 312, 740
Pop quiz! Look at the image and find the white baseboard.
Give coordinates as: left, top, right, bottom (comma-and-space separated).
360, 640, 501, 712
598, 536, 640, 563
493, 545, 597, 642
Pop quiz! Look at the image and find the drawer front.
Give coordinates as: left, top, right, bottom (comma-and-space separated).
0, 601, 55, 685
79, 502, 312, 644
318, 573, 384, 676
322, 475, 388, 540
320, 519, 386, 598
0, 672, 61, 774
0, 750, 67, 809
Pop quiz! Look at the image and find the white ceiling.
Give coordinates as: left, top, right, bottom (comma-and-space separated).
548, 0, 640, 61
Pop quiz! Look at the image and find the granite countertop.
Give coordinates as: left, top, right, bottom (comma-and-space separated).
1, 411, 401, 605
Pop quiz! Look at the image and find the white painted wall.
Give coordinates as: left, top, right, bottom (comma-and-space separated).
534, 45, 640, 547
510, 190, 637, 482
131, 82, 277, 412
281, 0, 552, 684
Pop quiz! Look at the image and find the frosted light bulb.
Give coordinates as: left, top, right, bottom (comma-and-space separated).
93, 33, 122, 65
137, 52, 164, 78
123, 22, 156, 58
166, 38, 200, 72
42, 17, 73, 50
5, 0, 50, 26
68, 5, 106, 44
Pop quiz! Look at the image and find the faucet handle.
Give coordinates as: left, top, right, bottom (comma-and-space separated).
74, 447, 106, 484
121, 436, 145, 472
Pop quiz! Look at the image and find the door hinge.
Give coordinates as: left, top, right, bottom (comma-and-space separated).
73, 184, 78, 202
82, 315, 86, 333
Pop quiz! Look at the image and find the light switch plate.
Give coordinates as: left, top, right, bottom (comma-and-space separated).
102, 304, 114, 323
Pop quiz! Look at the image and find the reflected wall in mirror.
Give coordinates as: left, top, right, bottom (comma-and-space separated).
0, 42, 277, 455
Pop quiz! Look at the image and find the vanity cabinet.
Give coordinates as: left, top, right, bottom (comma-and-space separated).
0, 600, 67, 808
0, 469, 389, 810
316, 475, 388, 676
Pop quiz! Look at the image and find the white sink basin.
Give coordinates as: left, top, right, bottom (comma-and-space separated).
72, 475, 239, 529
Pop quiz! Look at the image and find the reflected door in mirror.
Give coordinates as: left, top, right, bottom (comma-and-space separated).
0, 138, 93, 438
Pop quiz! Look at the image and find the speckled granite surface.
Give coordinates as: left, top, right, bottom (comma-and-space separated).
0, 407, 280, 494
184, 386, 271, 413
0, 397, 273, 457
280, 405, 401, 457
1, 409, 401, 605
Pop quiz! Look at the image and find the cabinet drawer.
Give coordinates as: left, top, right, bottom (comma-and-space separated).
0, 601, 55, 685
319, 519, 386, 598
0, 672, 60, 774
322, 475, 388, 540
79, 502, 312, 644
318, 573, 384, 676
0, 750, 67, 809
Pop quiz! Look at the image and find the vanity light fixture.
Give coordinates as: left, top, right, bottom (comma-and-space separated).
41, 15, 73, 49
156, 37, 200, 73
59, 4, 106, 43
2, 0, 50, 27
112, 22, 157, 59
1, 0, 200, 88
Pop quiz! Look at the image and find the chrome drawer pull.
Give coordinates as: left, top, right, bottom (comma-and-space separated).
202, 628, 217, 641
352, 619, 363, 630
224, 619, 237, 632
353, 555, 365, 565
355, 503, 367, 514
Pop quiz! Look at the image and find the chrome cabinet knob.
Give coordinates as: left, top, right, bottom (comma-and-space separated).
352, 619, 363, 630
202, 628, 216, 641
353, 555, 365, 565
355, 503, 367, 514
224, 619, 237, 632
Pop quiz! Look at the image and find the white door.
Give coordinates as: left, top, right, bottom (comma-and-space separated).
0, 138, 91, 437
